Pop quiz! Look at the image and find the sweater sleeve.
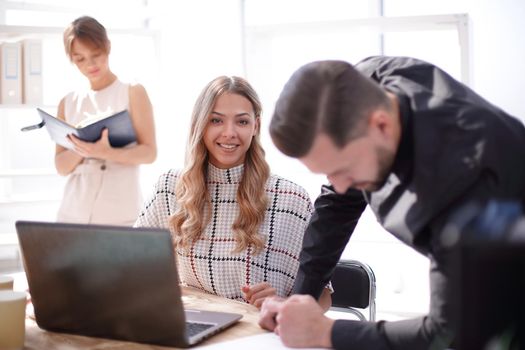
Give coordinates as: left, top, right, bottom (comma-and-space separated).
134, 170, 178, 229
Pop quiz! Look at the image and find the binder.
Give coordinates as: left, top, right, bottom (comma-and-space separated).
0, 42, 23, 104
22, 39, 43, 105
21, 108, 137, 149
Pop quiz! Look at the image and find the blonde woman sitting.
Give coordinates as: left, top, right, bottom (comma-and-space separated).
135, 76, 330, 309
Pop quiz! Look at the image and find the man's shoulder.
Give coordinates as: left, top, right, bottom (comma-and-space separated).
356, 56, 459, 95
356, 55, 434, 74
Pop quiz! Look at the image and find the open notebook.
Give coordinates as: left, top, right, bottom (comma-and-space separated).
21, 108, 136, 149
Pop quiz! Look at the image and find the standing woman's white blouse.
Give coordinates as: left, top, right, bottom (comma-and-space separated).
57, 79, 142, 225
135, 163, 313, 301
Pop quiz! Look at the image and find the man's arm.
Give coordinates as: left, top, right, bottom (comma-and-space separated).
263, 212, 458, 350
292, 185, 367, 299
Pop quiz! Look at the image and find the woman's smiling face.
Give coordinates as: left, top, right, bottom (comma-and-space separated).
203, 92, 259, 169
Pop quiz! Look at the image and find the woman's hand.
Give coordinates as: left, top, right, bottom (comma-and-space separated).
68, 129, 113, 160
242, 282, 277, 309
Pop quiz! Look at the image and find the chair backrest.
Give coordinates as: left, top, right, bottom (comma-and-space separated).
330, 259, 376, 321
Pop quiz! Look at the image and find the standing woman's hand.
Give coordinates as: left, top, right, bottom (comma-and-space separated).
55, 98, 84, 176
67, 128, 114, 160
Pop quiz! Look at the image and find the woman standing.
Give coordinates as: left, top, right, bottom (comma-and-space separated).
55, 16, 156, 225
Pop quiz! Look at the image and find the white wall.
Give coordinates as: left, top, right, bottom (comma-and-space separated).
470, 0, 525, 119
383, 0, 525, 119
146, 0, 245, 185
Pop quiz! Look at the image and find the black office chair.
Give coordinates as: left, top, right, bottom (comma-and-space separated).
330, 259, 377, 321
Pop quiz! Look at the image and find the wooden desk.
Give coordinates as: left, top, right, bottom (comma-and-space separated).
22, 286, 267, 350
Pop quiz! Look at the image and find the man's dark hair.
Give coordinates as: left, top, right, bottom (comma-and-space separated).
269, 60, 391, 157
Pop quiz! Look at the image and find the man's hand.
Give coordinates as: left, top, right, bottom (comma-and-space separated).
68, 129, 113, 159
259, 295, 334, 348
242, 282, 277, 309
258, 295, 284, 331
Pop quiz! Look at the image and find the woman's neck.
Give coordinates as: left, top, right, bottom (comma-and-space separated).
89, 72, 117, 91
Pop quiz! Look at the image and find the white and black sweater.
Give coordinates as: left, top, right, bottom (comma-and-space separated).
135, 163, 313, 302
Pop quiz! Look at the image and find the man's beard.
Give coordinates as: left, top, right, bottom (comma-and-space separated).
366, 144, 396, 192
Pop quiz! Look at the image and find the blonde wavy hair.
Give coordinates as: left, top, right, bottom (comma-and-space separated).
170, 76, 270, 254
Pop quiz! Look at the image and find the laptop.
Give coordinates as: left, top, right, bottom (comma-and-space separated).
15, 221, 242, 347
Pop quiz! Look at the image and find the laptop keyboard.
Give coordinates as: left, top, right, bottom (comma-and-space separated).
186, 321, 215, 337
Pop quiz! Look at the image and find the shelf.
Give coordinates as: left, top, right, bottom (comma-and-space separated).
0, 104, 56, 110
0, 194, 61, 205
0, 24, 63, 40
246, 14, 469, 34
0, 168, 57, 178
0, 233, 19, 246
0, 24, 160, 41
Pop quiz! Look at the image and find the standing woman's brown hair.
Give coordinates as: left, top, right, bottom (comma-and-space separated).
63, 16, 110, 61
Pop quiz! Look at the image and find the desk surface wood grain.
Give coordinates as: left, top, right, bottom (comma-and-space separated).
22, 286, 267, 350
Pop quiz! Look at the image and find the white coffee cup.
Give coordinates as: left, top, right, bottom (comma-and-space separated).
0, 275, 14, 290
0, 290, 26, 350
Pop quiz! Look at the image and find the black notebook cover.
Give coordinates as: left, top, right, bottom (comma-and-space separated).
26, 108, 137, 149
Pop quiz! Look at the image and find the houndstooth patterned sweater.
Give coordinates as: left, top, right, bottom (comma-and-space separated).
135, 163, 313, 302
